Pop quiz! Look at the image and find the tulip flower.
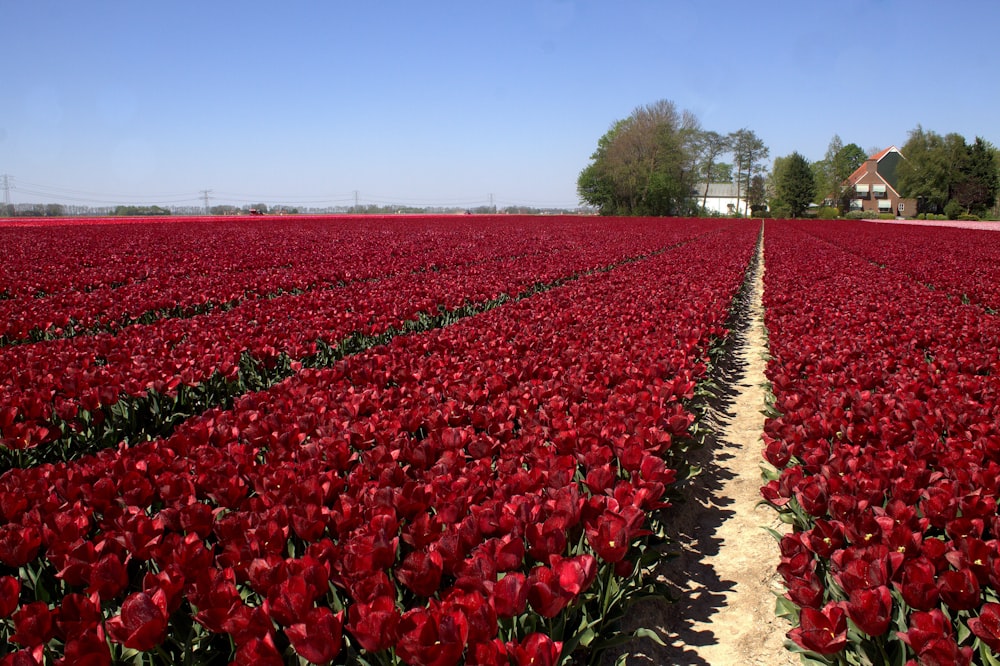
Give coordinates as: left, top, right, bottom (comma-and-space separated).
786, 603, 847, 655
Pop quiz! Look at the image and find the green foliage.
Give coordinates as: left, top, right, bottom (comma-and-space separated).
113, 205, 172, 216
815, 206, 840, 220
775, 152, 816, 217
813, 135, 868, 205
899, 127, 999, 217
577, 101, 702, 216
844, 210, 869, 219
953, 137, 1000, 216
944, 199, 963, 220
730, 128, 769, 216
769, 202, 792, 219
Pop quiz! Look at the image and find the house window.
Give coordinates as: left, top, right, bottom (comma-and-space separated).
877, 199, 892, 211
855, 184, 870, 198
872, 184, 887, 198
851, 199, 864, 210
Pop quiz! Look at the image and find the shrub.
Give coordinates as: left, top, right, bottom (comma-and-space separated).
877, 212, 895, 220
844, 210, 868, 220
957, 213, 981, 221
943, 200, 963, 220
815, 206, 839, 220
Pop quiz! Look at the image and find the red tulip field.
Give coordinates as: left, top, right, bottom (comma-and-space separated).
763, 220, 1000, 665
3, 215, 1000, 665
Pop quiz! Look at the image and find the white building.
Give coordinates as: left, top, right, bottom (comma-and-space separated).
694, 182, 743, 216
694, 183, 746, 215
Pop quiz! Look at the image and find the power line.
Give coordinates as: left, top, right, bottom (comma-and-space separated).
1, 178, 582, 211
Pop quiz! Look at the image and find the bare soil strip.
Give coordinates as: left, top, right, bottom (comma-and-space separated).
604, 233, 798, 665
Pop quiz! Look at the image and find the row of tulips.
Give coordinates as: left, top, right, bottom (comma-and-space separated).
796, 219, 1000, 312
0, 219, 761, 665
760, 221, 1000, 665
0, 215, 686, 345
0, 217, 737, 467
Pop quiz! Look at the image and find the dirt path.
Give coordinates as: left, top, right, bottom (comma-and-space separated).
604, 235, 798, 665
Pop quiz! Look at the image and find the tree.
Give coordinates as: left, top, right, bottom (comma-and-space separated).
952, 137, 999, 216
811, 134, 843, 203
747, 174, 767, 215
897, 125, 964, 214
693, 130, 733, 209
730, 129, 769, 216
577, 100, 701, 216
812, 135, 867, 210
775, 152, 816, 217
833, 143, 867, 183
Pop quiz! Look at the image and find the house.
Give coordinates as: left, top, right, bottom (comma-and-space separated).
839, 146, 918, 218
694, 182, 743, 216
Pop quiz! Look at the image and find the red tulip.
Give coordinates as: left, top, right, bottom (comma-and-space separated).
0, 524, 41, 567
526, 565, 573, 618
57, 626, 112, 666
937, 568, 981, 611
267, 575, 315, 626
87, 552, 130, 600
897, 609, 951, 654
231, 635, 284, 666
396, 549, 444, 598
1, 646, 45, 666
0, 575, 20, 619
551, 553, 597, 596
802, 520, 844, 559
347, 595, 400, 652
898, 609, 973, 666
844, 585, 892, 636
465, 638, 509, 666
106, 590, 170, 651
787, 603, 847, 655
795, 475, 829, 517
285, 607, 343, 664
584, 510, 630, 562
968, 602, 1000, 652
509, 633, 562, 666
526, 516, 569, 561
493, 572, 527, 618
11, 601, 55, 648
54, 592, 102, 640
395, 603, 468, 666
897, 557, 940, 611
784, 573, 825, 609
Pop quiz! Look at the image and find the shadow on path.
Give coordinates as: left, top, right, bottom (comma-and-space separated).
600, 242, 769, 665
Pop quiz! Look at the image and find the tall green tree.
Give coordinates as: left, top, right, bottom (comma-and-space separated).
813, 135, 867, 210
577, 100, 701, 216
747, 174, 768, 215
730, 129, 769, 216
898, 126, 967, 213
775, 152, 815, 217
953, 137, 999, 216
692, 130, 733, 209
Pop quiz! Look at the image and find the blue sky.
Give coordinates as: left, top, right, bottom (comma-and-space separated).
2, 0, 998, 209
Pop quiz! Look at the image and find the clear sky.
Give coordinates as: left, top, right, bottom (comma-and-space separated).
2, 0, 998, 210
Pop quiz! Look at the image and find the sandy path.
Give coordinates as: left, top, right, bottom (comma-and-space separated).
603, 234, 798, 665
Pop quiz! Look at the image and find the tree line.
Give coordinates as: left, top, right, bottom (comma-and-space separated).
576, 100, 768, 217
770, 130, 999, 219
578, 99, 1000, 219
